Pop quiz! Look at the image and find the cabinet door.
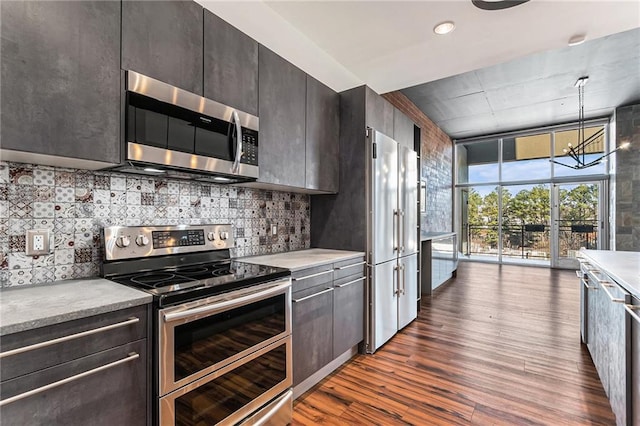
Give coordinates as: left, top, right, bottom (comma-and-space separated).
306, 75, 339, 193
0, 340, 147, 426
594, 279, 610, 395
394, 108, 415, 150
365, 87, 394, 138
0, 0, 121, 164
258, 45, 306, 188
203, 11, 258, 116
292, 285, 333, 386
631, 296, 640, 426
606, 282, 629, 426
398, 254, 418, 329
333, 274, 365, 356
586, 278, 598, 360
122, 0, 203, 94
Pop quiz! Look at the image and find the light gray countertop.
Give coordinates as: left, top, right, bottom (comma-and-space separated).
421, 231, 456, 241
0, 278, 152, 336
581, 249, 640, 299
240, 248, 365, 271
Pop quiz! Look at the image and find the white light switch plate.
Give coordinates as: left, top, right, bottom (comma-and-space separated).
26, 229, 53, 256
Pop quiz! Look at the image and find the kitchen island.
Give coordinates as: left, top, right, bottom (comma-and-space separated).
579, 249, 640, 426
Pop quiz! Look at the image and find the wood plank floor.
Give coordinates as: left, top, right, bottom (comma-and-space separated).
292, 262, 615, 425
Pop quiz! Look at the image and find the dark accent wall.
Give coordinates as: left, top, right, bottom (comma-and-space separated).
383, 92, 453, 232
614, 103, 640, 251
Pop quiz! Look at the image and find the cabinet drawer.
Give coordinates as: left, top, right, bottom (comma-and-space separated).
0, 305, 148, 381
292, 265, 334, 292
333, 257, 366, 280
0, 340, 147, 426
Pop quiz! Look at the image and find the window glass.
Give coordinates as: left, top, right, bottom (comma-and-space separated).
457, 140, 499, 184
501, 133, 551, 181
553, 126, 606, 176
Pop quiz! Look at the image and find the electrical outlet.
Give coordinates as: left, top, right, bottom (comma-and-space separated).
26, 229, 53, 256
271, 224, 278, 236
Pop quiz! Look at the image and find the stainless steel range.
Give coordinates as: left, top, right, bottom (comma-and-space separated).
101, 224, 293, 426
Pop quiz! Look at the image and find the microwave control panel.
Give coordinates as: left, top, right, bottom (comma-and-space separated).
241, 129, 258, 166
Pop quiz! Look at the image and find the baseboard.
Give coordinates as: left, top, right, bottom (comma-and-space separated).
293, 345, 358, 399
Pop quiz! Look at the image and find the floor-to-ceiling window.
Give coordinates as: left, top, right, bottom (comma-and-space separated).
455, 119, 609, 268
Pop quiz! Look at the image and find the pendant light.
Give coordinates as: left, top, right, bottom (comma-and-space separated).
551, 76, 631, 170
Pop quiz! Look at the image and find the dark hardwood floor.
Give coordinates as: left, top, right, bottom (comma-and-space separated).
292, 262, 615, 425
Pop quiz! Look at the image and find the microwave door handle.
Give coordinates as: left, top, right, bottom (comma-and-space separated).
231, 110, 242, 173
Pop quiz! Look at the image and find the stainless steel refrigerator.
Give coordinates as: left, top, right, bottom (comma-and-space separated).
365, 128, 418, 353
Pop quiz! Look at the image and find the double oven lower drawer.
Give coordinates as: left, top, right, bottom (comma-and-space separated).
158, 278, 292, 426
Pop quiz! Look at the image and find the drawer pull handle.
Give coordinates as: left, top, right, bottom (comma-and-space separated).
600, 282, 626, 303
625, 305, 640, 324
0, 352, 139, 407
335, 261, 366, 271
0, 317, 139, 359
292, 270, 333, 282
581, 279, 595, 290
292, 288, 333, 303
336, 277, 365, 288
575, 270, 582, 279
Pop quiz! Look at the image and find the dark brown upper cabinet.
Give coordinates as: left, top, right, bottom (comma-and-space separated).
306, 75, 340, 193
203, 11, 258, 116
257, 45, 307, 189
122, 0, 204, 94
0, 0, 121, 166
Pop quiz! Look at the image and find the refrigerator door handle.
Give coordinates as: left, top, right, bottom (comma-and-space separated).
393, 210, 399, 252
400, 209, 405, 253
401, 264, 406, 295
394, 264, 399, 295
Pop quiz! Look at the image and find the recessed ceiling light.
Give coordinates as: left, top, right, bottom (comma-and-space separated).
568, 34, 586, 46
433, 21, 455, 35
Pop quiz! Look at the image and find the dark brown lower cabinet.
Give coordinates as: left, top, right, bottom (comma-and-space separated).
333, 274, 365, 357
1, 341, 147, 426
0, 305, 149, 425
292, 285, 334, 386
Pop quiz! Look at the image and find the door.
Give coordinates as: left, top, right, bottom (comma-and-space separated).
398, 254, 418, 330
551, 182, 605, 269
370, 130, 398, 265
369, 260, 398, 353
400, 146, 418, 256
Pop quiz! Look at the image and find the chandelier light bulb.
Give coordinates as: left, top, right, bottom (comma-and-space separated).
620, 141, 631, 149
567, 143, 572, 148
562, 148, 568, 153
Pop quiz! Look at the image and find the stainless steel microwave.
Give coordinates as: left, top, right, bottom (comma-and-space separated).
112, 71, 259, 184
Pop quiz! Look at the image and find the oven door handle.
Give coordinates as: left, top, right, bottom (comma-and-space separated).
163, 280, 290, 323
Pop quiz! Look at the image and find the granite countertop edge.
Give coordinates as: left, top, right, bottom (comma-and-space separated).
0, 279, 153, 336
580, 250, 640, 299
240, 248, 366, 271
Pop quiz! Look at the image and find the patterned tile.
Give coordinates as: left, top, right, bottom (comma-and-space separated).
55, 248, 75, 265
9, 219, 33, 235
141, 193, 154, 206
55, 169, 75, 187
75, 171, 94, 188
74, 247, 92, 263
55, 186, 75, 203
126, 191, 141, 205
74, 231, 93, 248
75, 188, 93, 203
75, 203, 94, 218
9, 268, 33, 286
126, 177, 142, 192
9, 235, 26, 252
34, 186, 55, 202
54, 233, 74, 250
9, 252, 33, 269
110, 190, 127, 205
74, 218, 93, 233
55, 264, 75, 281
32, 266, 55, 284
54, 202, 75, 218
0, 163, 9, 184
110, 175, 126, 191
33, 253, 54, 267
94, 174, 110, 190
10, 165, 33, 185
33, 166, 55, 186
33, 202, 55, 218
140, 178, 155, 193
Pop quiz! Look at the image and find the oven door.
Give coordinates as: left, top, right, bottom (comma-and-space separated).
160, 337, 292, 426
159, 278, 291, 396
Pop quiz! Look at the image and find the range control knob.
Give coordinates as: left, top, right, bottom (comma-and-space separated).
219, 231, 229, 240
207, 232, 216, 241
135, 235, 149, 247
116, 235, 131, 248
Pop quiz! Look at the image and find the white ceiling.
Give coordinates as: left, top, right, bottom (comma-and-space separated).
197, 1, 640, 138
198, 0, 640, 94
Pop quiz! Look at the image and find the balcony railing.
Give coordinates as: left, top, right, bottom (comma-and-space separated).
463, 220, 598, 260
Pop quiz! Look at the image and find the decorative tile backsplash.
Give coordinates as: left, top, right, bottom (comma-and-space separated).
0, 162, 310, 287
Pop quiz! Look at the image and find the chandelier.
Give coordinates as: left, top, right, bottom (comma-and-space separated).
552, 76, 631, 170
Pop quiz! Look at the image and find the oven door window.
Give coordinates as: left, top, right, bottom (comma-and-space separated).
173, 342, 288, 426
173, 294, 286, 381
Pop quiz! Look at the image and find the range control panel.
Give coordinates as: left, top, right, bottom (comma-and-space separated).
103, 224, 234, 261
